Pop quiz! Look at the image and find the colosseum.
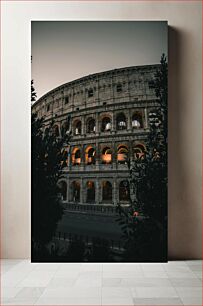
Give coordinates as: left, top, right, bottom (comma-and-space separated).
32, 65, 160, 211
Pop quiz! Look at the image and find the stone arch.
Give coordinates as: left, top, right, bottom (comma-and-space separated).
116, 112, 127, 130
117, 145, 129, 164
61, 121, 69, 137
52, 124, 60, 137
72, 147, 81, 165
133, 143, 146, 160
132, 111, 144, 129
58, 180, 67, 201
73, 119, 82, 135
87, 117, 96, 133
119, 180, 130, 202
86, 181, 95, 203
101, 116, 112, 132
102, 181, 112, 203
85, 146, 96, 165
71, 181, 80, 202
102, 147, 112, 164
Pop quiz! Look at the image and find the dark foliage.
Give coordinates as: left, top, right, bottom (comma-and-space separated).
116, 54, 168, 262
31, 79, 37, 103
31, 111, 70, 261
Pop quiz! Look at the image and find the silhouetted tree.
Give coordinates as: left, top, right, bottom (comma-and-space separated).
31, 85, 71, 261
117, 54, 168, 262
31, 80, 37, 104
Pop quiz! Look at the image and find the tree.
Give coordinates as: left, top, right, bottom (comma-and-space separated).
117, 54, 168, 262
31, 81, 71, 261
31, 80, 37, 104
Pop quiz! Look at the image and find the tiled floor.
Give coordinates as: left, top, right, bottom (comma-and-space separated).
1, 260, 202, 305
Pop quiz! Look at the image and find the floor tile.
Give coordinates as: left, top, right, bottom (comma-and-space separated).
35, 297, 102, 305
134, 286, 178, 298
3, 296, 39, 305
124, 277, 172, 287
15, 287, 45, 298
180, 296, 202, 305
47, 277, 76, 288
102, 297, 134, 305
133, 297, 183, 305
175, 287, 202, 298
41, 286, 101, 298
102, 286, 132, 298
170, 278, 202, 287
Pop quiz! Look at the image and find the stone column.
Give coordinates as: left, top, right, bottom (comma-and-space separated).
95, 142, 100, 170
68, 146, 72, 170
95, 112, 99, 134
127, 109, 132, 131
144, 108, 148, 129
80, 178, 84, 204
113, 179, 117, 205
95, 179, 100, 204
81, 115, 85, 135
66, 178, 70, 203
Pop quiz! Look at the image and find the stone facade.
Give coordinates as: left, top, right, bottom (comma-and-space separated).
32, 65, 160, 207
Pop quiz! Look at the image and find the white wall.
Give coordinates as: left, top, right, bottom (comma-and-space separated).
1, 1, 202, 259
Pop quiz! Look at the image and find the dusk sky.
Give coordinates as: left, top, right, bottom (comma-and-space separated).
31, 21, 167, 99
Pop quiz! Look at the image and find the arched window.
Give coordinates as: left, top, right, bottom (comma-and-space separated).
74, 120, 82, 135
102, 181, 112, 202
116, 83, 122, 93
87, 118, 96, 133
101, 117, 111, 132
102, 147, 112, 164
88, 88, 94, 98
117, 145, 129, 164
58, 181, 67, 201
52, 125, 60, 137
71, 181, 80, 202
132, 112, 143, 129
119, 180, 130, 202
116, 113, 127, 130
72, 148, 81, 165
86, 181, 95, 203
133, 144, 146, 160
85, 147, 96, 165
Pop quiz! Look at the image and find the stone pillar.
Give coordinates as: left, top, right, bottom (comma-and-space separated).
144, 108, 148, 129
127, 109, 132, 131
113, 179, 117, 205
81, 144, 85, 171
95, 180, 100, 204
80, 178, 84, 204
95, 142, 100, 170
95, 112, 99, 134
66, 178, 70, 203
81, 115, 85, 135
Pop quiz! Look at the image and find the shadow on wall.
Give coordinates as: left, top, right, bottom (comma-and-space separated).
168, 26, 201, 259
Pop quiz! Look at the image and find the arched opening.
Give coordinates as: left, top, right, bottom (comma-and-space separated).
85, 147, 96, 165
102, 181, 112, 202
87, 118, 96, 133
133, 144, 146, 160
132, 111, 144, 129
72, 147, 81, 165
44, 127, 49, 137
119, 180, 130, 202
71, 181, 80, 202
86, 181, 95, 203
52, 125, 60, 137
58, 181, 67, 201
61, 121, 69, 137
117, 145, 129, 164
74, 120, 82, 135
101, 117, 111, 132
116, 113, 127, 130
102, 147, 112, 164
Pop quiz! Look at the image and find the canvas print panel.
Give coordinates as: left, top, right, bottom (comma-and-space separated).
31, 21, 168, 262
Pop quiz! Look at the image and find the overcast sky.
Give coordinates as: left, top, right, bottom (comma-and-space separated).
31, 21, 167, 99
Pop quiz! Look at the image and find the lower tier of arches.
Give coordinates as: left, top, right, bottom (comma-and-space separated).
58, 177, 131, 205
